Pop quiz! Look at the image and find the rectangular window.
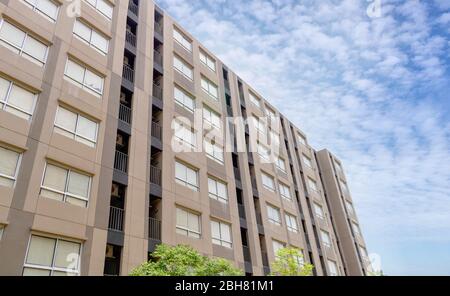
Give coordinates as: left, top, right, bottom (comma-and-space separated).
54, 106, 98, 147
23, 235, 82, 276
327, 260, 338, 276
208, 177, 228, 203
203, 106, 221, 130
272, 240, 285, 256
199, 49, 216, 72
334, 160, 343, 174
0, 76, 37, 120
251, 116, 266, 134
298, 133, 307, 146
320, 230, 332, 248
340, 180, 349, 195
359, 246, 368, 260
0, 146, 22, 188
84, 0, 113, 20
64, 59, 104, 97
201, 77, 218, 100
22, 0, 59, 22
345, 200, 355, 216
173, 56, 193, 80
267, 204, 281, 226
270, 130, 280, 147
211, 220, 232, 248
73, 19, 109, 55
175, 161, 198, 191
352, 222, 361, 237
174, 120, 196, 148
204, 141, 224, 164
261, 172, 275, 191
279, 183, 292, 200
307, 177, 318, 192
276, 155, 286, 172
285, 213, 298, 233
40, 163, 91, 207
257, 143, 270, 162
174, 85, 195, 112
176, 207, 201, 238
249, 92, 261, 108
313, 202, 325, 220
302, 154, 313, 169
266, 107, 277, 121
0, 20, 49, 66
173, 27, 192, 52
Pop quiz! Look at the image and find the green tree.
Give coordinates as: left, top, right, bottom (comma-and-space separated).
130, 244, 243, 276
270, 247, 314, 276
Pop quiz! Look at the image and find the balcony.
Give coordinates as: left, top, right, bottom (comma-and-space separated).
234, 167, 241, 181
243, 245, 251, 263
128, 2, 138, 17
151, 121, 162, 140
150, 165, 162, 186
261, 251, 270, 269
154, 22, 163, 36
108, 206, 124, 232
119, 103, 132, 125
238, 204, 246, 220
153, 50, 163, 72
122, 64, 135, 84
152, 83, 163, 108
256, 212, 264, 234
126, 31, 137, 48
148, 217, 162, 240
114, 151, 129, 173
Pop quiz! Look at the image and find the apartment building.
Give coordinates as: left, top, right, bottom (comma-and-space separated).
0, 0, 370, 276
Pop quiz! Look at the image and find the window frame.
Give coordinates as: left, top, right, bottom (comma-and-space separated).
174, 85, 195, 113
276, 155, 286, 173
64, 58, 104, 97
204, 140, 224, 164
208, 177, 228, 204
176, 207, 201, 239
249, 92, 262, 109
173, 120, 196, 148
267, 204, 282, 226
173, 27, 192, 52
285, 213, 298, 233
199, 49, 216, 72
203, 105, 221, 130
84, 0, 113, 20
313, 202, 325, 220
0, 77, 38, 121
327, 260, 339, 276
73, 19, 109, 55
201, 76, 219, 100
279, 182, 292, 201
307, 177, 319, 192
302, 154, 313, 169
22, 0, 60, 23
211, 220, 232, 248
0, 146, 23, 188
173, 55, 193, 81
261, 172, 275, 192
320, 230, 332, 248
175, 161, 199, 191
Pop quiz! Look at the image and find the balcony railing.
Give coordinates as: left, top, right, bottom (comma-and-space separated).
150, 165, 162, 186
261, 251, 269, 268
123, 64, 135, 83
154, 22, 163, 36
104, 258, 120, 276
119, 103, 132, 125
108, 206, 124, 232
154, 50, 163, 67
234, 167, 241, 181
114, 151, 128, 173
238, 204, 246, 219
126, 31, 137, 47
128, 2, 138, 16
152, 83, 162, 101
256, 212, 263, 226
151, 121, 162, 140
149, 217, 162, 240
243, 246, 251, 263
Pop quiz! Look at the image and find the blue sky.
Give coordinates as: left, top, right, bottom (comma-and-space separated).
155, 0, 450, 275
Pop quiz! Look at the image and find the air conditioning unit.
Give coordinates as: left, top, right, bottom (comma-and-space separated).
105, 245, 115, 258
116, 134, 124, 146
111, 184, 119, 197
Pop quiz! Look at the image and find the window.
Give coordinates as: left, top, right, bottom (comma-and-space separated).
173, 56, 193, 80
0, 20, 49, 66
279, 183, 291, 200
208, 177, 228, 203
204, 141, 224, 164
327, 260, 338, 276
40, 163, 91, 207
266, 107, 277, 122
174, 85, 195, 112
302, 154, 313, 169
345, 200, 355, 216
270, 130, 280, 146
173, 28, 192, 52
249, 92, 261, 108
54, 106, 98, 147
272, 240, 285, 256
298, 133, 306, 146
73, 19, 109, 55
267, 204, 281, 226
285, 213, 298, 233
22, 0, 59, 22
176, 207, 201, 238
199, 50, 216, 72
0, 146, 22, 188
211, 220, 232, 248
313, 202, 325, 219
275, 155, 286, 172
175, 161, 198, 191
334, 160, 343, 174
257, 143, 270, 162
174, 120, 196, 148
359, 246, 368, 260
320, 230, 332, 248
340, 181, 349, 195
201, 76, 218, 100
64, 59, 104, 97
251, 116, 266, 134
85, 0, 113, 20
352, 222, 361, 237
23, 235, 81, 276
0, 76, 37, 120
203, 106, 221, 129
0, 225, 3, 240
261, 172, 275, 191
307, 177, 318, 192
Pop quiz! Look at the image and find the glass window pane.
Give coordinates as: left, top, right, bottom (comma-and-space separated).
91, 31, 108, 53
7, 85, 35, 114
0, 147, 20, 177
55, 107, 77, 133
26, 236, 56, 266
208, 178, 216, 195
54, 240, 80, 269
73, 21, 91, 41
175, 162, 186, 181
97, 0, 113, 19
0, 177, 14, 187
84, 70, 103, 94
222, 224, 231, 242
217, 183, 227, 200
0, 77, 10, 102
67, 171, 90, 199
23, 36, 47, 62
76, 116, 97, 142
36, 0, 59, 20
0, 22, 26, 48
188, 213, 199, 232
23, 267, 51, 276
186, 168, 197, 187
43, 164, 67, 192
176, 208, 187, 228
211, 221, 220, 239
65, 60, 85, 83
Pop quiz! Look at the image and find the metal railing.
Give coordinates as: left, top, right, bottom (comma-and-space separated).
108, 206, 124, 232
104, 259, 120, 276
119, 103, 132, 124
234, 167, 241, 181
154, 50, 163, 67
114, 151, 128, 173
122, 64, 134, 83
151, 121, 162, 140
261, 251, 269, 267
152, 83, 162, 101
243, 246, 251, 263
149, 217, 162, 240
256, 212, 263, 226
128, 2, 138, 16
150, 165, 162, 186
238, 204, 246, 219
126, 31, 137, 47
154, 22, 163, 36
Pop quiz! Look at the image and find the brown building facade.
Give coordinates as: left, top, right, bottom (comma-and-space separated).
0, 0, 370, 276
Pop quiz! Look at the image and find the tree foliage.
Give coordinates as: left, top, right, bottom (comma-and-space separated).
130, 244, 243, 276
270, 247, 314, 276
